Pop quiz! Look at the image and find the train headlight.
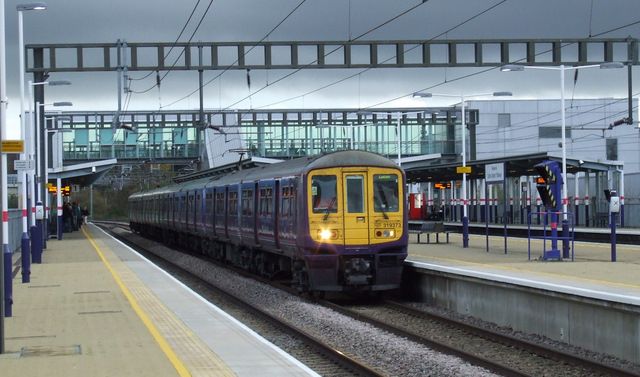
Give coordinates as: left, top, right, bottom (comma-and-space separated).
318, 229, 338, 240
320, 229, 332, 240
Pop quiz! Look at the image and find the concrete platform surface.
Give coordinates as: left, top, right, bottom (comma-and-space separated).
0, 224, 317, 377
408, 232, 640, 305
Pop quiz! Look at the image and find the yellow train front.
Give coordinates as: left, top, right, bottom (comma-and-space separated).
299, 151, 408, 291
129, 150, 407, 293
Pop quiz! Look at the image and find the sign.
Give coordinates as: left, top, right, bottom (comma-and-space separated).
48, 185, 57, 193
1, 140, 24, 153
14, 159, 34, 171
456, 166, 472, 174
485, 162, 505, 183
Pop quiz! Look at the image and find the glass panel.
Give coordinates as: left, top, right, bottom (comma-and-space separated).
373, 174, 399, 212
346, 175, 364, 213
311, 175, 337, 213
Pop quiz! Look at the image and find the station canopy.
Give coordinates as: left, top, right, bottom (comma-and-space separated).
48, 159, 118, 187
401, 152, 623, 183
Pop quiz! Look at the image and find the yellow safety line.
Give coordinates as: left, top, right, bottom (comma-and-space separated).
82, 227, 191, 377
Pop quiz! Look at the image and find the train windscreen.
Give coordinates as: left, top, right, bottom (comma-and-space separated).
311, 175, 337, 213
373, 174, 399, 212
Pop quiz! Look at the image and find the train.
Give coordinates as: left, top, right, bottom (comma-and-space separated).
128, 150, 408, 292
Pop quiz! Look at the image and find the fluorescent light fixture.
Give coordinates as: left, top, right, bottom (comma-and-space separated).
47, 80, 71, 86
500, 64, 524, 72
599, 62, 625, 69
412, 92, 433, 98
52, 101, 72, 107
492, 91, 513, 97
16, 2, 47, 11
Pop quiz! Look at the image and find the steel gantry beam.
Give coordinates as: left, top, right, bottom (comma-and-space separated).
25, 37, 639, 73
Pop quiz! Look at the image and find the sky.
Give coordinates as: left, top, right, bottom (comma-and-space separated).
1, 0, 639, 138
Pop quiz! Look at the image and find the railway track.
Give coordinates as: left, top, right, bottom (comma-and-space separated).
321, 299, 638, 377
94, 221, 384, 377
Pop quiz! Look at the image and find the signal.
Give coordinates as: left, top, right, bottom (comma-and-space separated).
534, 160, 563, 211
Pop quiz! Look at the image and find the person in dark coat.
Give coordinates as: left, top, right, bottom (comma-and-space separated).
62, 202, 73, 232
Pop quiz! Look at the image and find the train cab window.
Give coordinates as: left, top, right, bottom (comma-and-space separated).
311, 175, 337, 213
345, 175, 364, 213
373, 174, 399, 212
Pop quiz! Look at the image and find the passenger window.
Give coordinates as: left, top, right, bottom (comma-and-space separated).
345, 175, 364, 213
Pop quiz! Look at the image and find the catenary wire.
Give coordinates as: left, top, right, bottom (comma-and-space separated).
161, 0, 310, 109
128, 0, 203, 82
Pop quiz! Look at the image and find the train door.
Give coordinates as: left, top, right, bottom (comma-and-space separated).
342, 171, 369, 245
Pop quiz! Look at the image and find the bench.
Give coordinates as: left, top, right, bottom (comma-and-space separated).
408, 221, 451, 244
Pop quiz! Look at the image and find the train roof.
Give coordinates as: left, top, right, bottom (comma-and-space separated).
130, 150, 401, 197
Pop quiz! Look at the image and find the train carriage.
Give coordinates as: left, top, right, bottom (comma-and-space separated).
129, 150, 408, 292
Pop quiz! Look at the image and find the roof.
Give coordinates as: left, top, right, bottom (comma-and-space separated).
48, 159, 118, 186
402, 152, 623, 183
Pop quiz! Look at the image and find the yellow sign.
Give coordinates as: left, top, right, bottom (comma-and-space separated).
456, 166, 472, 174
1, 140, 24, 153
48, 185, 57, 193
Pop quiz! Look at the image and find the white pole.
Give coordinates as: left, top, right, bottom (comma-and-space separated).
461, 94, 469, 247
18, 11, 29, 239
560, 65, 568, 220
0, 0, 9, 344
44, 119, 50, 229
396, 112, 401, 166
56, 176, 62, 239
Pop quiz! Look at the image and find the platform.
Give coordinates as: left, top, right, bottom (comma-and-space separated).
405, 231, 640, 363
0, 224, 318, 377
407, 231, 640, 305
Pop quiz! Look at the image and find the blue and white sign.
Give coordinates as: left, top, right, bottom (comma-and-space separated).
485, 162, 505, 183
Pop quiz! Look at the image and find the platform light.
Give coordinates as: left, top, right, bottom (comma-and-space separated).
414, 91, 512, 248
16, 2, 47, 11
501, 62, 623, 258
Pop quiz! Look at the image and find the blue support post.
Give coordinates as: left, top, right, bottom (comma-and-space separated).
21, 231, 30, 283
57, 213, 63, 240
462, 216, 469, 248
30, 225, 42, 264
610, 211, 617, 262
43, 220, 48, 248
36, 219, 43, 249
562, 219, 570, 259
3, 245, 11, 317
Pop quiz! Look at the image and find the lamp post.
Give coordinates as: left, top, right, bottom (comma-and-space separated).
413, 91, 512, 248
44, 117, 71, 240
1, 0, 9, 347
501, 62, 623, 257
33, 100, 70, 258
17, 2, 46, 283
29, 81, 70, 251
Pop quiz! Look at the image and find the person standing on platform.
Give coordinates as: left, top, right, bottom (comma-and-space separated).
72, 202, 81, 230
63, 202, 73, 233
81, 206, 89, 225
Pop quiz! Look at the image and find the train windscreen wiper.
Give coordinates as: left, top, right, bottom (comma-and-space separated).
323, 197, 336, 221
376, 184, 389, 219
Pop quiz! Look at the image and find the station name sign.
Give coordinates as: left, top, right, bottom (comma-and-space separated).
485, 162, 505, 183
